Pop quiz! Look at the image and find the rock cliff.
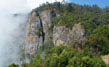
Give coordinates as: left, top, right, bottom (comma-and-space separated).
25, 10, 85, 55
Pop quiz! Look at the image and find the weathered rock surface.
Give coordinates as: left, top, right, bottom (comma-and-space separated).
25, 11, 53, 54
25, 10, 85, 54
53, 23, 85, 46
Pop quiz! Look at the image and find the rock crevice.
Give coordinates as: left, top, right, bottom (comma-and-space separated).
25, 10, 85, 55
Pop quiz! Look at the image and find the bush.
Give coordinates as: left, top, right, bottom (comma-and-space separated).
9, 45, 106, 67
82, 25, 109, 55
44, 46, 106, 67
40, 40, 54, 53
8, 64, 19, 67
67, 56, 106, 67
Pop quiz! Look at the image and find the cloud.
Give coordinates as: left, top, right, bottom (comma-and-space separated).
0, 0, 29, 13
0, 0, 28, 67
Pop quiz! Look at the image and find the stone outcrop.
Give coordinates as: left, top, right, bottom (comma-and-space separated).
25, 10, 85, 54
53, 23, 85, 46
25, 10, 53, 54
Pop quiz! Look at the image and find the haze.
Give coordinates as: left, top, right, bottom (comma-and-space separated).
0, 0, 63, 67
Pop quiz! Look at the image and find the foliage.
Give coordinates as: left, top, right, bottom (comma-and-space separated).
82, 25, 109, 55
8, 64, 19, 67
19, 45, 106, 67
40, 40, 54, 53
67, 56, 106, 67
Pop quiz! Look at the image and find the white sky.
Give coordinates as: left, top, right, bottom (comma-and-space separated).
0, 0, 29, 13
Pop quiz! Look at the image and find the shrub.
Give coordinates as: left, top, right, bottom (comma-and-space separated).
40, 40, 54, 53
67, 56, 106, 67
8, 64, 19, 67
82, 25, 109, 55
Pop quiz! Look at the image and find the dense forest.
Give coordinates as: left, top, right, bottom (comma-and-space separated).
9, 2, 109, 67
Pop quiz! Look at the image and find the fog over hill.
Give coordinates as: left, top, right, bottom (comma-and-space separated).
0, 0, 63, 67
0, 0, 29, 66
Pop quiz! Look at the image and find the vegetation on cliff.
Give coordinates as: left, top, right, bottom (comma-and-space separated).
9, 2, 109, 67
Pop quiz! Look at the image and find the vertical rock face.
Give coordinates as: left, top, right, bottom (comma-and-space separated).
25, 11, 53, 54
53, 23, 85, 46
25, 11, 40, 54
25, 10, 85, 55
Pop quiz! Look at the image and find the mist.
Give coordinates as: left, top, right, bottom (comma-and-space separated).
0, 0, 29, 67
0, 0, 64, 67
